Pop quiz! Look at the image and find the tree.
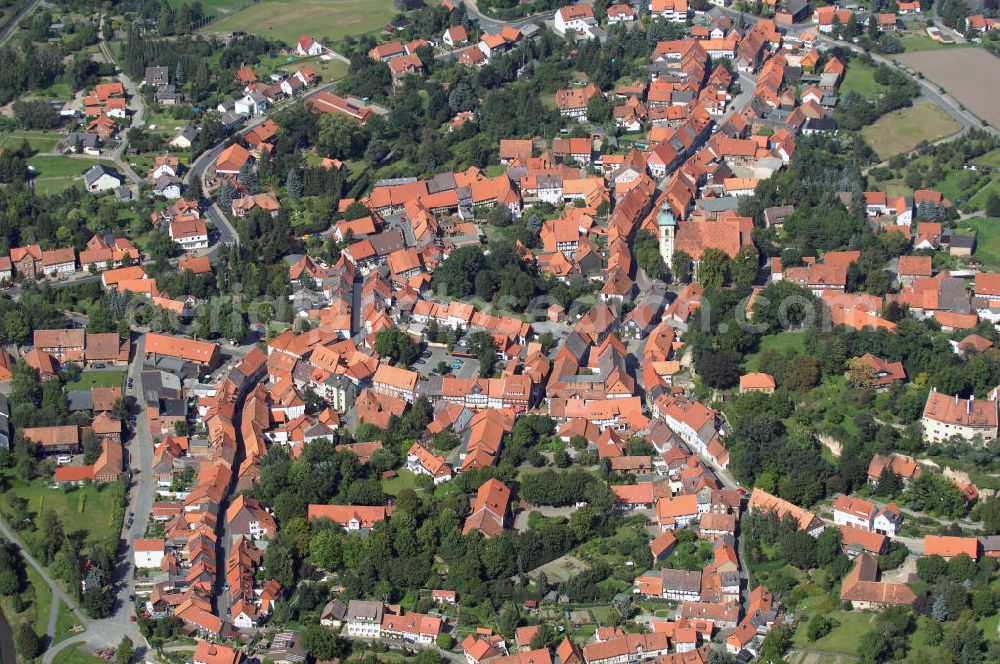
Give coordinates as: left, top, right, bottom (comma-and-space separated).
14, 623, 39, 659
987, 192, 1000, 218
634, 230, 667, 281
318, 113, 368, 159
731, 245, 759, 288
467, 330, 498, 377
310, 528, 342, 570
586, 93, 612, 124
917, 555, 947, 583
497, 603, 520, 639
982, 498, 1000, 535
117, 636, 134, 664
375, 327, 419, 366
807, 613, 833, 641
671, 250, 692, 284
782, 355, 821, 392
436, 633, 454, 649
699, 350, 740, 389
302, 624, 345, 660
698, 248, 731, 288
286, 168, 303, 199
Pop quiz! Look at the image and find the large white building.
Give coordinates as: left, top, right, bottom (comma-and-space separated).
345, 600, 384, 638
921, 389, 999, 445
133, 538, 166, 568
833, 495, 903, 537
554, 5, 597, 35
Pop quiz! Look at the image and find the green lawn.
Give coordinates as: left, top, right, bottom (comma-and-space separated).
0, 130, 63, 152
0, 470, 124, 552
26, 565, 53, 637
382, 468, 422, 495
53, 600, 81, 645
67, 369, 126, 390
839, 61, 886, 99
746, 331, 806, 371
52, 647, 107, 664
861, 104, 962, 160
899, 35, 968, 52
791, 600, 877, 656
168, 0, 245, 11
205, 0, 397, 46
955, 217, 1000, 270
968, 179, 1000, 211
0, 564, 52, 660
971, 149, 1000, 169
28, 156, 116, 195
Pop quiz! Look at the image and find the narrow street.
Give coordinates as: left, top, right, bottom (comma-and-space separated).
97, 16, 147, 187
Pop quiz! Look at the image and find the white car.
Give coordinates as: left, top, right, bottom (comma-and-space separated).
57, 455, 73, 465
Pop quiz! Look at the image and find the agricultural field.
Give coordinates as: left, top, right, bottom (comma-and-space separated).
860, 104, 961, 160
896, 48, 1000, 129
204, 0, 397, 47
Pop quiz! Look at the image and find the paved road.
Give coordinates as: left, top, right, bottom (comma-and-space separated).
125, 336, 155, 585
7, 346, 152, 664
460, 0, 556, 33
97, 19, 147, 187
0, 0, 41, 46
184, 77, 348, 251
0, 517, 91, 635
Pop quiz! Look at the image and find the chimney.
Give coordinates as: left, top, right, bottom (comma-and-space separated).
968, 396, 973, 414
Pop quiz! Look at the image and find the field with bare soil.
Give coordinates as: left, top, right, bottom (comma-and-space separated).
896, 48, 1000, 129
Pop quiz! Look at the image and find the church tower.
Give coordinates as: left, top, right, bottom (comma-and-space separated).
657, 203, 675, 267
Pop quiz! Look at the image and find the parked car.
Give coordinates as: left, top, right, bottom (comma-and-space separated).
57, 455, 72, 465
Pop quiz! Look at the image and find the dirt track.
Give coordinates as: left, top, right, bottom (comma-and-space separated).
896, 48, 1000, 129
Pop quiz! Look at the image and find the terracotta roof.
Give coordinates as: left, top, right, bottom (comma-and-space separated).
739, 372, 775, 390
922, 390, 997, 429
924, 535, 979, 559
145, 332, 219, 365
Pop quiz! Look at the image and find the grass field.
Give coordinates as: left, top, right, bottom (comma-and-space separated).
52, 647, 106, 664
747, 331, 806, 370
67, 369, 126, 390
899, 35, 966, 52
839, 61, 886, 99
0, 563, 52, 659
382, 468, 422, 495
27, 566, 53, 637
956, 217, 1000, 269
168, 0, 245, 11
0, 470, 123, 552
972, 149, 1000, 169
860, 104, 961, 160
52, 600, 81, 645
28, 156, 115, 195
790, 597, 877, 656
968, 179, 1000, 211
0, 130, 63, 152
205, 0, 397, 46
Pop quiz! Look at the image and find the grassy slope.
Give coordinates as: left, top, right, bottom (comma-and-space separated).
860, 104, 961, 160
205, 0, 397, 46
